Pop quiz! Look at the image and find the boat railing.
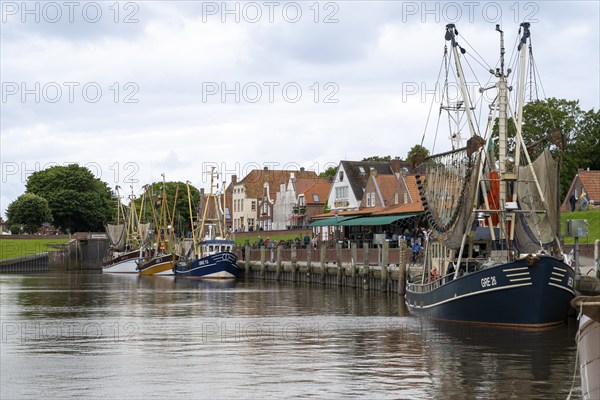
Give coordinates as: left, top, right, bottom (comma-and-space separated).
407, 273, 452, 293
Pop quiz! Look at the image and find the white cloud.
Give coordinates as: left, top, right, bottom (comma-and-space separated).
1, 1, 598, 218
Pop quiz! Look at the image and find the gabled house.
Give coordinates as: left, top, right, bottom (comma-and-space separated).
360, 171, 403, 209
284, 178, 331, 229
232, 167, 318, 232
561, 169, 600, 211
326, 161, 395, 212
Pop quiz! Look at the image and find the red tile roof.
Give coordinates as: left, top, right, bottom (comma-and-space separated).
579, 170, 600, 202
302, 181, 332, 205
237, 169, 318, 199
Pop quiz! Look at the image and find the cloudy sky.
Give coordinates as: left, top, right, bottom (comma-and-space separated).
1, 1, 598, 216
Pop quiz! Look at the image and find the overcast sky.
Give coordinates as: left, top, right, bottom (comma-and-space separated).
1, 1, 598, 217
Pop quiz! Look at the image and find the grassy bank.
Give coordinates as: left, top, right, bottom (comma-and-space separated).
0, 238, 70, 261
560, 210, 600, 245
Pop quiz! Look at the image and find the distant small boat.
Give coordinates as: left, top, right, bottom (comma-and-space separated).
103, 186, 151, 274
174, 170, 238, 279
571, 296, 600, 400
138, 253, 179, 275
137, 174, 180, 276
102, 249, 143, 273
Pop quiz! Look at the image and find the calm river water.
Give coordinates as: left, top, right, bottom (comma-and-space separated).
1, 272, 582, 399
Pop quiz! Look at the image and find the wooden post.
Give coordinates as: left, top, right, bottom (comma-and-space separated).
320, 243, 326, 284
350, 242, 357, 288
362, 242, 370, 290
336, 242, 343, 286
245, 245, 250, 278
306, 244, 312, 283
381, 241, 389, 292
399, 243, 407, 296
291, 244, 297, 282
275, 245, 282, 281
260, 246, 266, 279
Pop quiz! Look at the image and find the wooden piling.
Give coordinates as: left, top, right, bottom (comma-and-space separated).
336, 242, 343, 286
362, 242, 370, 290
275, 246, 282, 281
320, 244, 326, 284
260, 246, 266, 278
351, 242, 357, 288
291, 244, 297, 282
306, 245, 312, 283
399, 242, 407, 295
381, 241, 389, 292
245, 245, 250, 277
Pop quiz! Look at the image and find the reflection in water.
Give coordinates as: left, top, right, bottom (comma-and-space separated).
0, 272, 581, 399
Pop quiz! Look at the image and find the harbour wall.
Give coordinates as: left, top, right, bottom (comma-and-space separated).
237, 242, 414, 295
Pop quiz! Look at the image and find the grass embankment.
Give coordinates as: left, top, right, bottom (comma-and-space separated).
0, 239, 70, 261
560, 210, 600, 245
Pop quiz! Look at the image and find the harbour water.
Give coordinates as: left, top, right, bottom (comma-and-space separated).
1, 272, 582, 399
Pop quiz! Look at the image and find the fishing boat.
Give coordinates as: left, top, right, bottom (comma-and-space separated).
571, 296, 600, 400
405, 23, 575, 327
174, 170, 238, 279
137, 175, 180, 275
103, 187, 150, 273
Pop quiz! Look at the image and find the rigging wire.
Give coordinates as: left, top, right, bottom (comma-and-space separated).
420, 47, 447, 150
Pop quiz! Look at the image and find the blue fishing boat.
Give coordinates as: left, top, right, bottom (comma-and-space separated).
174, 170, 238, 279
174, 240, 237, 279
405, 23, 575, 327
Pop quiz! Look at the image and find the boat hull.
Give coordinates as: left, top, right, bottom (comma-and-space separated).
579, 315, 600, 400
102, 251, 143, 273
173, 252, 238, 279
137, 254, 178, 276
405, 255, 575, 327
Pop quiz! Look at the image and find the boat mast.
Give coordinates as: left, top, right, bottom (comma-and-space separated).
508, 22, 530, 242
494, 24, 512, 249
186, 181, 198, 256
445, 24, 479, 139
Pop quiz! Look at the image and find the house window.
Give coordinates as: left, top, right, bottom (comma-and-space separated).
298, 195, 305, 206
394, 193, 399, 205
359, 166, 365, 174
366, 194, 371, 207
335, 186, 348, 200
338, 171, 344, 182
371, 193, 376, 207
312, 194, 319, 203
404, 193, 408, 203
251, 201, 256, 211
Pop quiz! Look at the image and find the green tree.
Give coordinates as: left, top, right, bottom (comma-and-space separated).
25, 164, 115, 232
406, 145, 430, 168
362, 155, 393, 161
136, 181, 201, 237
520, 99, 598, 198
6, 193, 53, 233
319, 166, 337, 180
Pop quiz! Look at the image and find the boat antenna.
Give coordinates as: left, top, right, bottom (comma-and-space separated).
495, 24, 505, 76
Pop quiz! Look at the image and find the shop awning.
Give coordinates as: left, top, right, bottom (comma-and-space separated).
338, 213, 421, 226
308, 215, 361, 227
287, 215, 305, 221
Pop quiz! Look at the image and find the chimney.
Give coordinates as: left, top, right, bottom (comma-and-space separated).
300, 167, 305, 173
264, 166, 268, 171
232, 174, 237, 184
370, 167, 377, 177
390, 159, 402, 174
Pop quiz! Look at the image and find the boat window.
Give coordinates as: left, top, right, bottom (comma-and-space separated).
209, 246, 213, 252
